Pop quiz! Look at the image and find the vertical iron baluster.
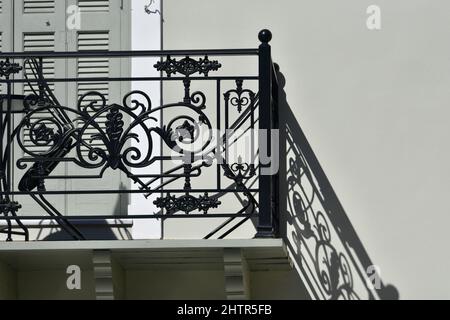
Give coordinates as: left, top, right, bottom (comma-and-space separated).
272, 64, 280, 237
4, 78, 12, 241
250, 80, 256, 181
216, 79, 221, 190
256, 29, 275, 238
183, 78, 191, 103
6, 80, 11, 199
224, 85, 230, 166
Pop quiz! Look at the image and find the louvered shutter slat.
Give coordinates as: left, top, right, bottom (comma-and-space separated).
78, 0, 109, 12
23, 33, 55, 153
77, 32, 109, 154
23, 0, 55, 14
23, 33, 55, 95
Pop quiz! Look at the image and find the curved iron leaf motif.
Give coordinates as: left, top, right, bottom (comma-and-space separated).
154, 55, 222, 77
190, 91, 206, 109
224, 156, 256, 190
154, 193, 221, 215
0, 59, 22, 79
224, 80, 255, 113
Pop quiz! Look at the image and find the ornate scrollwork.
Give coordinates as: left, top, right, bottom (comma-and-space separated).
0, 59, 22, 79
224, 80, 255, 113
154, 193, 221, 214
16, 90, 213, 174
22, 116, 65, 157
224, 156, 256, 189
163, 113, 213, 155
122, 90, 152, 115
77, 91, 107, 113
0, 199, 23, 241
0, 199, 22, 215
30, 123, 57, 146
190, 91, 206, 109
23, 94, 54, 114
154, 55, 221, 77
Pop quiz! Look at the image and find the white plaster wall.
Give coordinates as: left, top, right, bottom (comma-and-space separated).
162, 0, 450, 299
129, 0, 162, 239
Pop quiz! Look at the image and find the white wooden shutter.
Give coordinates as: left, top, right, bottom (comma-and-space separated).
1, 0, 130, 218
12, 0, 67, 215
0, 0, 13, 49
0, 0, 13, 95
0, 32, 3, 94
66, 0, 130, 216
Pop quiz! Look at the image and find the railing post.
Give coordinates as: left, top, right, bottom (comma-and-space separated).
272, 64, 280, 237
256, 29, 275, 238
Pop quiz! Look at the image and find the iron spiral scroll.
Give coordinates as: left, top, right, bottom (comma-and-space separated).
16, 90, 214, 186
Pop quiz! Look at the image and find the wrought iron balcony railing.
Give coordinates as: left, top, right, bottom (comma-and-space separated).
0, 30, 279, 242
0, 28, 400, 300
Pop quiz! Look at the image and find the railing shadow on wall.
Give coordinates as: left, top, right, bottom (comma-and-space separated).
275, 65, 399, 300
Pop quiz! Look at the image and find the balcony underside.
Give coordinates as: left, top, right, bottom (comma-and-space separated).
0, 239, 310, 300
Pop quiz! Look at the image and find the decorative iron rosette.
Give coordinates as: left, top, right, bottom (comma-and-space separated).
0, 59, 22, 79
154, 55, 221, 77
154, 193, 221, 215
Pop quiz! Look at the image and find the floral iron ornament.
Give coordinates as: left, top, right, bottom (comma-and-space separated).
154, 193, 221, 215
224, 79, 256, 113
225, 156, 256, 190
154, 55, 222, 77
0, 59, 23, 79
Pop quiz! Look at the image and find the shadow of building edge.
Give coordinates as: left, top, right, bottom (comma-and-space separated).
275, 65, 399, 300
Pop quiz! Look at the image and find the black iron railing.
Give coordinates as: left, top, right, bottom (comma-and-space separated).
0, 30, 279, 241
